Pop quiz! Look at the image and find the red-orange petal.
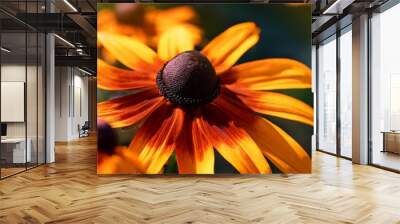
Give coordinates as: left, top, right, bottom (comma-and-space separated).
214, 94, 311, 173
201, 22, 260, 75
198, 104, 271, 174
98, 89, 164, 128
98, 32, 163, 73
223, 87, 313, 126
175, 110, 214, 174
128, 103, 184, 174
221, 58, 311, 90
97, 59, 155, 91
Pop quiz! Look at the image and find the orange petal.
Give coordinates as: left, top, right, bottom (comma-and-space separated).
147, 6, 197, 34
157, 25, 201, 61
128, 104, 184, 174
201, 22, 260, 75
221, 58, 311, 90
98, 89, 164, 128
97, 59, 155, 91
175, 110, 214, 174
215, 94, 311, 173
116, 147, 145, 174
97, 154, 121, 174
158, 6, 196, 23
198, 104, 271, 174
97, 147, 143, 174
97, 9, 117, 32
101, 48, 117, 64
249, 118, 311, 173
98, 32, 163, 73
223, 87, 313, 126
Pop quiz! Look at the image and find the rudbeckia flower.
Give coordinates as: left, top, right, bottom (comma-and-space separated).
144, 6, 202, 47
97, 22, 313, 174
97, 119, 143, 174
98, 6, 202, 63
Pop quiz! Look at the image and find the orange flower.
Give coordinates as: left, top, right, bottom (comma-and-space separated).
97, 22, 313, 174
97, 9, 146, 41
98, 6, 201, 63
97, 119, 144, 174
98, 147, 144, 174
145, 6, 202, 47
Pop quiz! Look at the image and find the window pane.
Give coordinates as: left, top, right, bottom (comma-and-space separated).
318, 37, 337, 154
340, 29, 352, 158
27, 30, 38, 169
1, 30, 27, 177
371, 3, 400, 171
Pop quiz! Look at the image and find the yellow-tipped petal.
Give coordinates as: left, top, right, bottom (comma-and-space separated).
157, 25, 201, 61
224, 87, 313, 126
222, 58, 311, 90
215, 93, 311, 173
97, 59, 155, 91
199, 104, 271, 174
175, 111, 214, 174
202, 22, 260, 75
98, 32, 163, 73
97, 89, 164, 129
128, 104, 184, 174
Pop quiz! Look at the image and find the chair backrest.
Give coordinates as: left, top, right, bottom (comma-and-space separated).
82, 121, 90, 129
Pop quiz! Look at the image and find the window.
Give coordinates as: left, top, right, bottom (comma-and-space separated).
339, 27, 352, 158
0, 1, 46, 179
317, 36, 337, 154
370, 2, 400, 171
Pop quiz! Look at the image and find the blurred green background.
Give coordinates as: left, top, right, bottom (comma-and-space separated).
98, 3, 313, 174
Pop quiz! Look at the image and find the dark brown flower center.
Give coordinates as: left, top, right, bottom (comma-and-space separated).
97, 119, 117, 155
156, 50, 220, 107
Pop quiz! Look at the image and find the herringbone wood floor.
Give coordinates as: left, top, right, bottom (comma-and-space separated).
1, 136, 400, 224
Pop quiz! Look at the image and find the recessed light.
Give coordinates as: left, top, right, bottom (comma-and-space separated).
78, 67, 93, 76
63, 0, 78, 12
1, 47, 11, 53
54, 34, 75, 48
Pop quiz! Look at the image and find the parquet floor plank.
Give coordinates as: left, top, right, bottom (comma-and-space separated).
1, 136, 400, 223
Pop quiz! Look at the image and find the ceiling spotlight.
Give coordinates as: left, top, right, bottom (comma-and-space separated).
54, 34, 75, 48
78, 67, 93, 76
76, 48, 86, 56
322, 0, 354, 15
1, 47, 11, 53
63, 0, 78, 12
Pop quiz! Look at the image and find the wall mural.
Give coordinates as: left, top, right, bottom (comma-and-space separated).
97, 3, 313, 174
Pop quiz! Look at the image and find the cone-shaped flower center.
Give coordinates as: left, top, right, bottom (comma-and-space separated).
156, 50, 220, 107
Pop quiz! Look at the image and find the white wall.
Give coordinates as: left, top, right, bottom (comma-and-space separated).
1, 65, 26, 140
1, 63, 46, 163
55, 66, 69, 141
77, 72, 90, 138
54, 67, 89, 141
1, 65, 37, 138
